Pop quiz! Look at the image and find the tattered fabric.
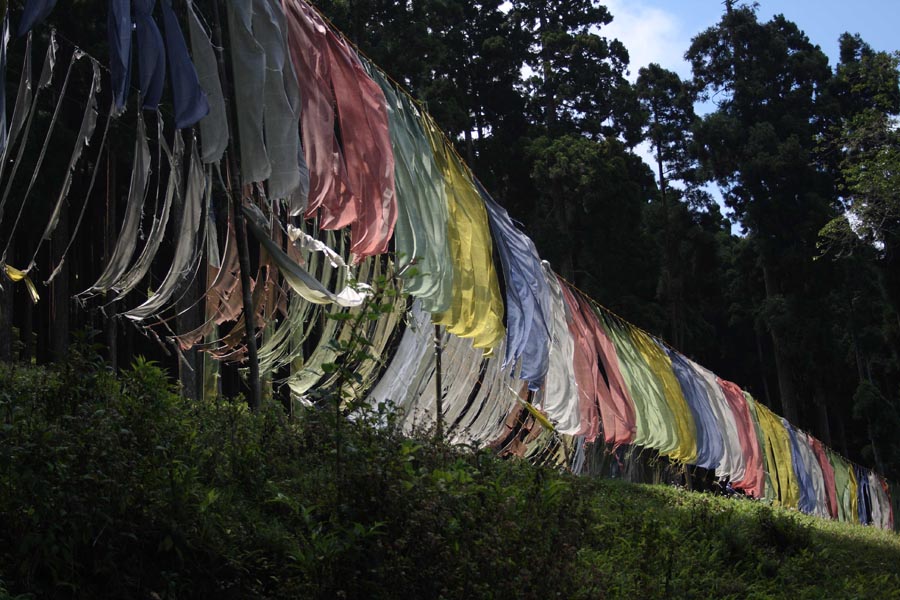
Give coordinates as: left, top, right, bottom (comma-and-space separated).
79, 113, 151, 297
558, 281, 604, 442
110, 131, 184, 297
689, 359, 742, 482
125, 141, 206, 320
855, 464, 872, 525
743, 392, 774, 503
369, 66, 452, 312
785, 421, 816, 515
16, 0, 55, 36
108, 0, 131, 111
600, 314, 678, 456
718, 378, 764, 498
134, 0, 165, 110
531, 263, 581, 435
226, 0, 270, 184
161, 0, 208, 129
283, 0, 397, 257
428, 120, 504, 353
667, 348, 724, 471
631, 330, 696, 464
252, 0, 302, 201
828, 449, 856, 522
481, 184, 550, 389
243, 204, 370, 307
186, 0, 228, 163
809, 435, 838, 519
24, 58, 101, 274
796, 431, 829, 518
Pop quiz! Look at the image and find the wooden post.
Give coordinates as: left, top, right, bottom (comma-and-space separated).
212, 0, 261, 410
434, 324, 443, 441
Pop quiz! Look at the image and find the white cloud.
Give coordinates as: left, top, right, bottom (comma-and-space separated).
600, 0, 691, 81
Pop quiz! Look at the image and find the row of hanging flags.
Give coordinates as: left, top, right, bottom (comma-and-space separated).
0, 0, 897, 531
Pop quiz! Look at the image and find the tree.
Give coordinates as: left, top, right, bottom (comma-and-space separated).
510, 0, 640, 142
687, 3, 837, 426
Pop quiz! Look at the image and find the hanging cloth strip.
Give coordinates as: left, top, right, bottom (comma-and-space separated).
480, 183, 551, 390
878, 476, 894, 531
688, 359, 743, 483
251, 0, 303, 201
1, 45, 78, 265
427, 118, 504, 354
891, 480, 900, 532
808, 435, 839, 519
868, 471, 891, 530
45, 105, 113, 285
318, 9, 395, 258
134, 0, 165, 110
108, 131, 184, 298
666, 348, 724, 471
530, 263, 581, 435
855, 464, 872, 525
743, 392, 775, 503
243, 203, 371, 307
718, 378, 763, 498
367, 299, 434, 415
0, 31, 56, 227
797, 430, 828, 518
827, 448, 855, 522
3, 264, 38, 302
22, 58, 101, 274
631, 326, 697, 464
282, 0, 397, 257
186, 0, 227, 164
160, 0, 208, 129
760, 402, 799, 508
108, 0, 130, 111
785, 420, 817, 515
588, 303, 637, 449
226, 0, 270, 185
125, 140, 206, 320
16, 0, 55, 36
0, 31, 33, 173
78, 111, 151, 298
599, 313, 678, 456
367, 65, 451, 312
558, 281, 606, 442
282, 0, 352, 228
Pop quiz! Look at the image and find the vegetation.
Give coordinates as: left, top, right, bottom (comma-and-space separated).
1, 356, 899, 599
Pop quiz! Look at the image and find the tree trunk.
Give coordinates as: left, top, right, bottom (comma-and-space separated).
753, 320, 773, 406
813, 381, 831, 446
761, 261, 798, 423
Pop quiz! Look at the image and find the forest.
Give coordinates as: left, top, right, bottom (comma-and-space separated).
0, 1, 899, 480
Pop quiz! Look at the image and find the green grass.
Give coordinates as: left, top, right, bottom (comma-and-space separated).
1, 355, 898, 599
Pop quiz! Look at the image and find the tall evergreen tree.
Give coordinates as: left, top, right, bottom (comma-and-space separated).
687, 3, 836, 426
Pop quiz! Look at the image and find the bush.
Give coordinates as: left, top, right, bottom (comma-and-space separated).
2, 351, 900, 599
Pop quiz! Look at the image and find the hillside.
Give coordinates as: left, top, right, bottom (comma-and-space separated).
1, 356, 898, 599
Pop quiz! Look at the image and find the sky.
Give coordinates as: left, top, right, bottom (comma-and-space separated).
600, 0, 900, 228
603, 0, 900, 82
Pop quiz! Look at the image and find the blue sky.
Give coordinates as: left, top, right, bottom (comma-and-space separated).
603, 0, 900, 81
